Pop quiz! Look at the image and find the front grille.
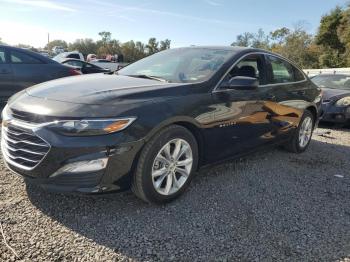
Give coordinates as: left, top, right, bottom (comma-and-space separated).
1, 123, 50, 170
10, 108, 59, 124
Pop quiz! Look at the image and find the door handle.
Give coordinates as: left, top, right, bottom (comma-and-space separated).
295, 90, 306, 95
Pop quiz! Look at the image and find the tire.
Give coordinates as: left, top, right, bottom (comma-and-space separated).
131, 125, 199, 204
284, 110, 315, 153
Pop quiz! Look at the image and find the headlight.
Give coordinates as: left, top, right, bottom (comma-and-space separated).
335, 97, 350, 107
47, 118, 136, 136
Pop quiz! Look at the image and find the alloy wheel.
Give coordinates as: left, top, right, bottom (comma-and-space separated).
299, 116, 313, 148
151, 138, 193, 195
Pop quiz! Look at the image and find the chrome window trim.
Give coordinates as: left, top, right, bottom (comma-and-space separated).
212, 51, 307, 93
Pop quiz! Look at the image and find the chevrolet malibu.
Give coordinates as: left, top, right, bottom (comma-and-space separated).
1, 47, 322, 203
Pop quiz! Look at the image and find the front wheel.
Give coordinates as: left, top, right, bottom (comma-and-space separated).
131, 125, 198, 204
284, 110, 315, 153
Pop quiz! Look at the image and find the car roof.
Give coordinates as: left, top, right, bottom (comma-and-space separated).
62, 58, 105, 68
0, 44, 57, 64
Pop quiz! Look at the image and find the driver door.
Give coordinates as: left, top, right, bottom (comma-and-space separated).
206, 53, 279, 162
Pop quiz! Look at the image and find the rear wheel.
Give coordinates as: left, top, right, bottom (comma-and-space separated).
131, 125, 198, 204
284, 110, 315, 153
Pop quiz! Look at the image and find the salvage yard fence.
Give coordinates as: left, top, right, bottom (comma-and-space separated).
303, 68, 350, 77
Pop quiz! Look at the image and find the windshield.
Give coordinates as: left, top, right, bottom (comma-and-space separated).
118, 48, 236, 83
312, 74, 350, 90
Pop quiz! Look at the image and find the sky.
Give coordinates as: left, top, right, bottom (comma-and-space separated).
0, 0, 347, 48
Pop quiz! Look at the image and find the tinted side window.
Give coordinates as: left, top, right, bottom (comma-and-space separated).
11, 50, 43, 64
293, 67, 306, 81
65, 60, 83, 67
67, 54, 80, 59
0, 48, 6, 63
267, 55, 294, 84
226, 54, 265, 85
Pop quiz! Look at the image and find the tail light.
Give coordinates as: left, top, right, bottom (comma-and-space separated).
69, 68, 82, 76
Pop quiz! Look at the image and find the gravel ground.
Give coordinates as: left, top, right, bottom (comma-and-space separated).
0, 126, 350, 262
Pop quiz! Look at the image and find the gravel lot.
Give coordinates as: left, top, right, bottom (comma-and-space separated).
0, 126, 350, 262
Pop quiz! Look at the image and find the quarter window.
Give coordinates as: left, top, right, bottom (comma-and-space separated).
267, 55, 294, 84
293, 67, 306, 81
10, 50, 43, 64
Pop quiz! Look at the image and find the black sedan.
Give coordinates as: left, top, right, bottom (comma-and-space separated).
311, 74, 350, 125
0, 45, 81, 104
1, 47, 322, 203
61, 59, 111, 74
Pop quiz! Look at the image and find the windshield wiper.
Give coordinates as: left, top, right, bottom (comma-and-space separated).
126, 74, 170, 82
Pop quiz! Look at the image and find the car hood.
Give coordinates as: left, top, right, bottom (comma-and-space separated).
26, 74, 190, 105
322, 88, 350, 101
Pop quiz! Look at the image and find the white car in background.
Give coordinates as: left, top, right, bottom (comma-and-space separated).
53, 51, 84, 63
90, 59, 128, 71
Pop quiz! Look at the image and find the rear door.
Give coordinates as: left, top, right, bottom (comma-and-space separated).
264, 54, 306, 141
0, 47, 14, 104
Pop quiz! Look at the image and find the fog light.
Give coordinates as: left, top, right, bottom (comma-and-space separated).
50, 158, 108, 177
335, 114, 344, 120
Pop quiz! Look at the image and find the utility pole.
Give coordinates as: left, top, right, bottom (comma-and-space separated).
47, 33, 50, 50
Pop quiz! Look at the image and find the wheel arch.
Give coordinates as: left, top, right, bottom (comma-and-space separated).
305, 105, 317, 128
144, 117, 206, 169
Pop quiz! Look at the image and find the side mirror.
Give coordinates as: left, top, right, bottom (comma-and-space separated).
222, 76, 259, 90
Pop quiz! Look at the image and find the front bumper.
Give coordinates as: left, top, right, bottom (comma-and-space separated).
320, 103, 350, 124
2, 122, 144, 193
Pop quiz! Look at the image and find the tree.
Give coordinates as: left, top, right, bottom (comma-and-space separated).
270, 27, 290, 45
277, 28, 320, 68
315, 7, 346, 67
231, 32, 254, 47
146, 38, 159, 55
96, 32, 121, 57
98, 31, 112, 44
160, 39, 171, 51
0, 37, 5, 44
68, 38, 98, 55
251, 29, 270, 49
15, 44, 38, 52
231, 29, 270, 49
45, 40, 68, 51
121, 40, 146, 62
335, 6, 350, 65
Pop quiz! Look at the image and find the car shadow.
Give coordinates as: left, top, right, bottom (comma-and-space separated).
26, 139, 350, 261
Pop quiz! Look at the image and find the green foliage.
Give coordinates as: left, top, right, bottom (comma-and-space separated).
231, 26, 320, 68
315, 7, 347, 68
146, 38, 159, 55
15, 44, 38, 52
68, 38, 98, 55
230, 4, 350, 69
45, 40, 68, 51
160, 39, 171, 51
41, 32, 171, 63
270, 27, 290, 45
121, 40, 147, 62
231, 32, 255, 47
273, 27, 321, 69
